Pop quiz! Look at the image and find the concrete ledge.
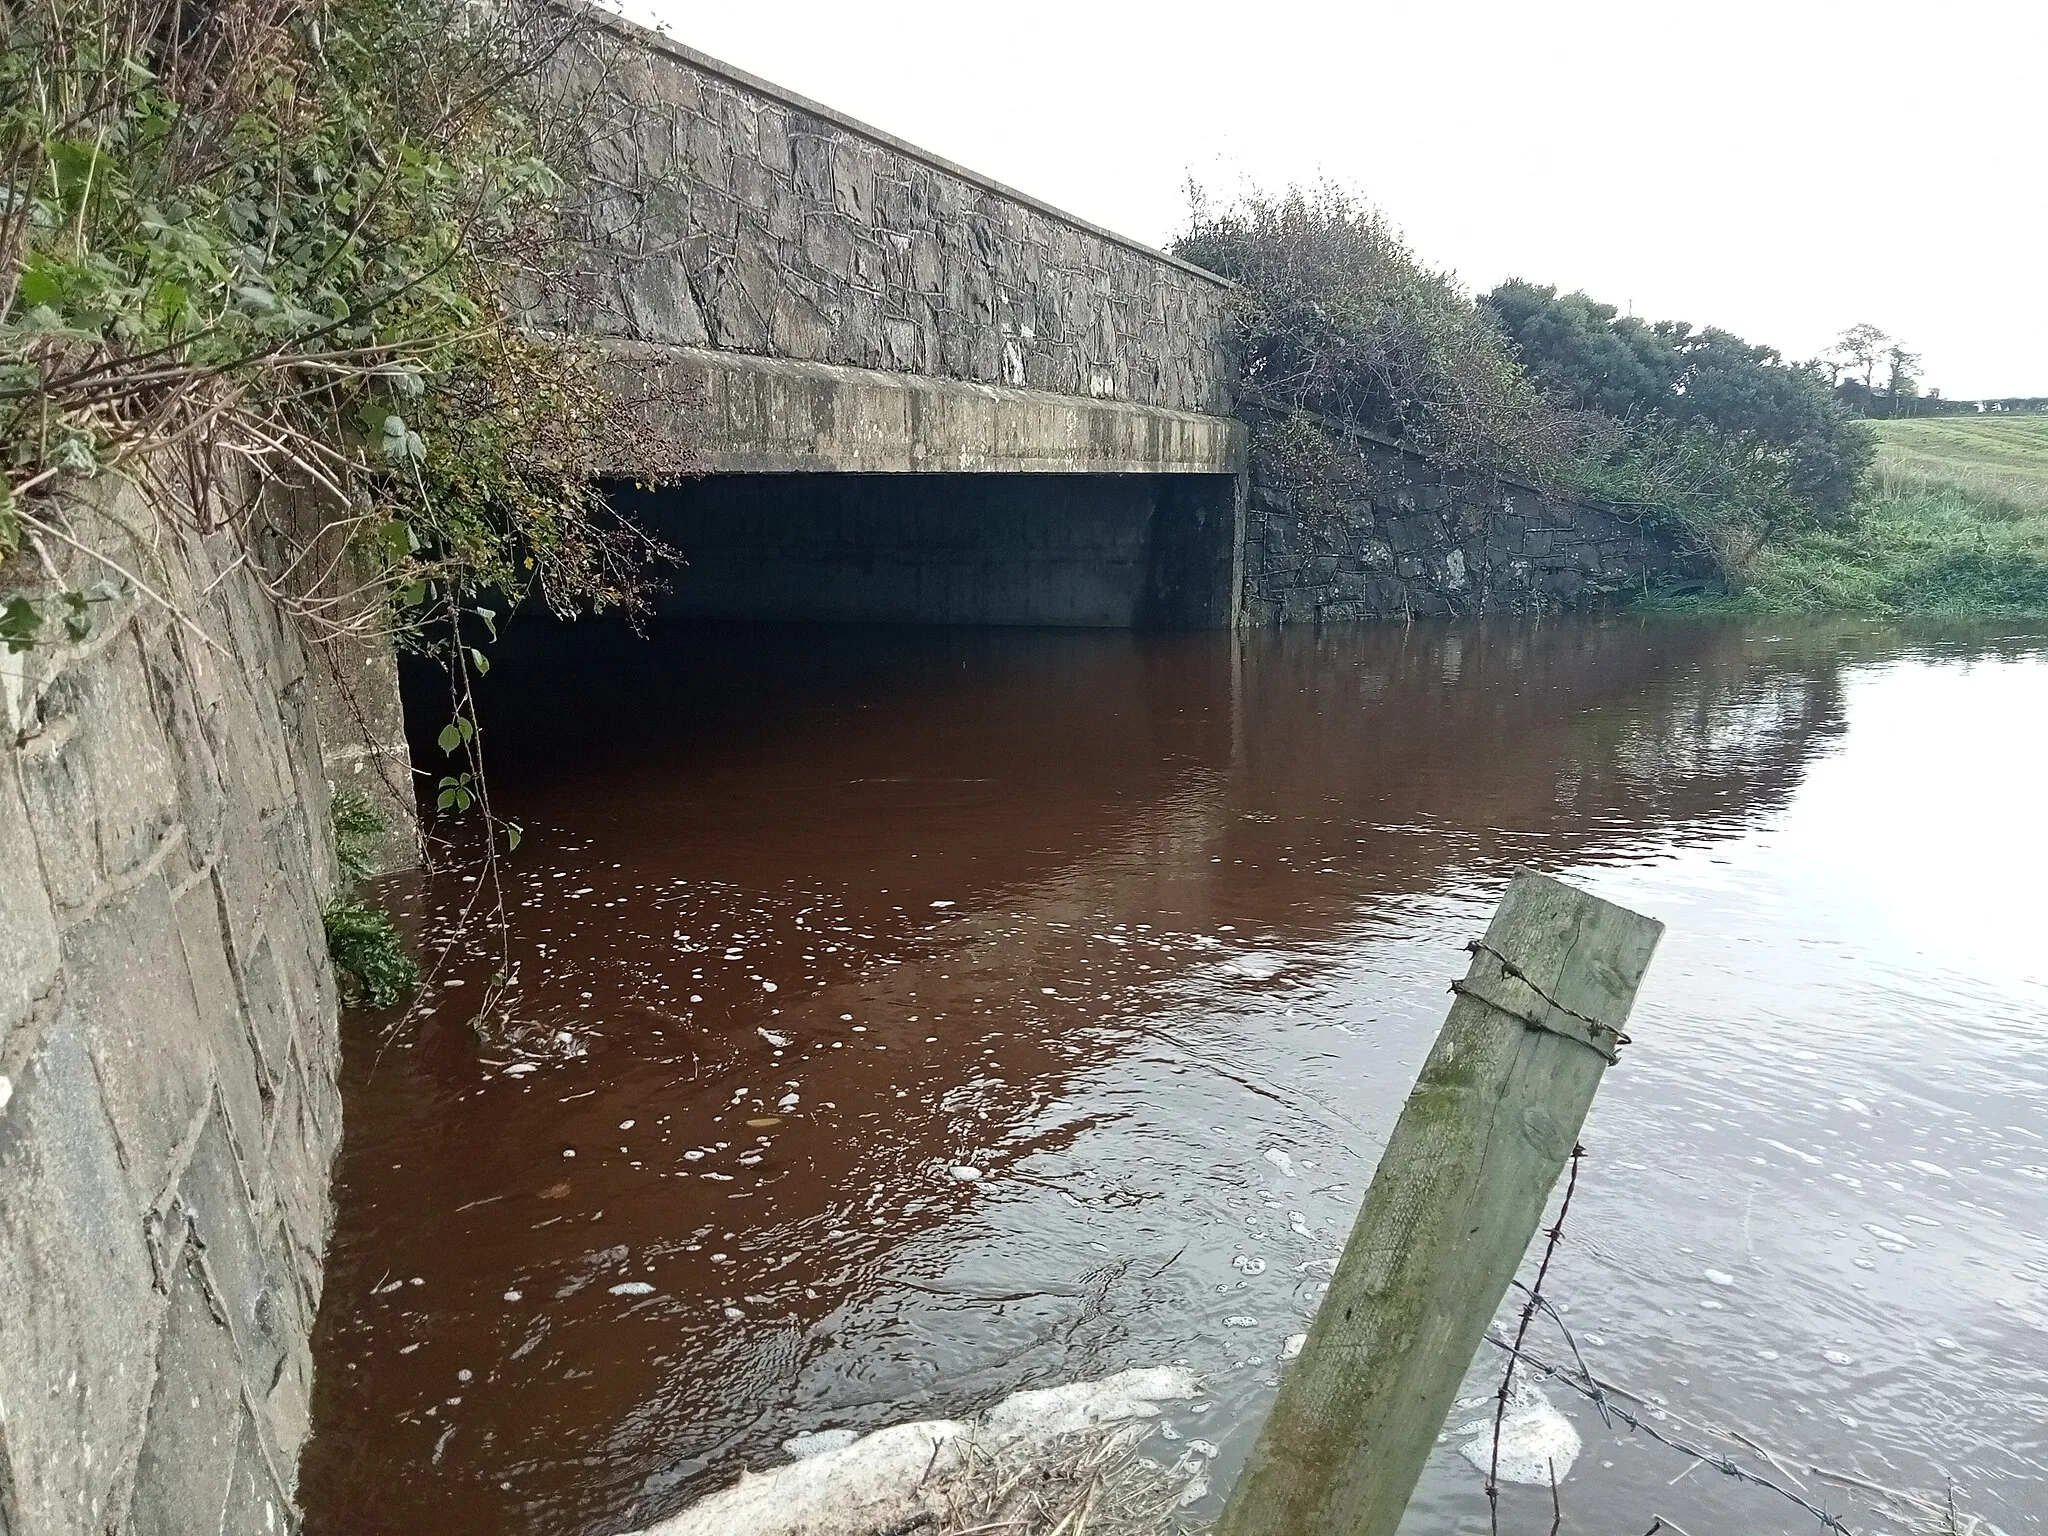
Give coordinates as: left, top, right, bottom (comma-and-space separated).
601, 343, 1247, 478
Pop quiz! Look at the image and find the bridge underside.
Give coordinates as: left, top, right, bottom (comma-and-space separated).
604, 346, 1246, 629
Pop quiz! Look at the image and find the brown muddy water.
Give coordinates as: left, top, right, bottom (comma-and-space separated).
301, 619, 2048, 1536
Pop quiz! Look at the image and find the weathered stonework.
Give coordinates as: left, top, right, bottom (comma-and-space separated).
535, 9, 1236, 419
0, 487, 388, 1534
1242, 426, 1705, 623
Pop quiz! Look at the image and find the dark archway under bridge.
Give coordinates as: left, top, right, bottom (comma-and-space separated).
607, 470, 1239, 630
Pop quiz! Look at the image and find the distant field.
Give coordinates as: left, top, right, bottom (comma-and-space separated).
1873, 414, 2048, 511
1648, 413, 2048, 618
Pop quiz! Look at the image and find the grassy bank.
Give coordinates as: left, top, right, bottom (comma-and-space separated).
1651, 415, 2048, 618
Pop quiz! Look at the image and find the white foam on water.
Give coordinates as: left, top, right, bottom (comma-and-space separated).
1263, 1149, 1297, 1177
781, 1429, 859, 1460
1455, 1374, 1582, 1486
609, 1282, 655, 1296
623, 1367, 1199, 1536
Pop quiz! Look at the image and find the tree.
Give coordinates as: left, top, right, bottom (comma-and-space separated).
1833, 324, 1892, 390
1483, 283, 1874, 525
1884, 344, 1923, 417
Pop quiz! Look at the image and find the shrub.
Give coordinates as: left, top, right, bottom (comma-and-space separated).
1484, 282, 1874, 541
322, 791, 417, 1008
330, 789, 386, 888
1175, 184, 1582, 486
322, 898, 419, 1010
0, 0, 688, 650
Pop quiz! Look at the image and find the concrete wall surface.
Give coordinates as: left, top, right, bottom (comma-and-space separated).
604, 344, 1245, 477
0, 488, 368, 1534
536, 8, 1236, 420
1244, 427, 1705, 622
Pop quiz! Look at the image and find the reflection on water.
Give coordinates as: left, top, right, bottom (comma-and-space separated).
301, 619, 2048, 1536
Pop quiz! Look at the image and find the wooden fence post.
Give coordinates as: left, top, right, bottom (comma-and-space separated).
1214, 870, 1662, 1536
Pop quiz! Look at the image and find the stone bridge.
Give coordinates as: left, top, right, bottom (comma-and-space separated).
530, 7, 1245, 627
529, 7, 1695, 628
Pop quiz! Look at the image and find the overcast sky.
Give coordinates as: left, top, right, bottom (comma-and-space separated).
625, 1, 2044, 399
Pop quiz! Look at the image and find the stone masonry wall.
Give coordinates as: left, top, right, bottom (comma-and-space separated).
1243, 428, 1705, 623
535, 9, 1236, 416
0, 489, 366, 1534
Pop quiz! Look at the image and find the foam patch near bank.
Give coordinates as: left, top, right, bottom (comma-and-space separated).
621, 1367, 1203, 1536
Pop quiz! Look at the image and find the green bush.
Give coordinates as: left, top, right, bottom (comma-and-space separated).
1, 0, 687, 644
1175, 184, 1581, 484
322, 899, 419, 1010
323, 791, 416, 1009
1646, 478, 2048, 618
330, 790, 385, 888
1482, 283, 1875, 581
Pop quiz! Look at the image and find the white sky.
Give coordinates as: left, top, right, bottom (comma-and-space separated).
623, 1, 2045, 400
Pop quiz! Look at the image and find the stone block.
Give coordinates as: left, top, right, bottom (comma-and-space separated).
873, 175, 913, 231
240, 927, 297, 1097
218, 1408, 294, 1536
684, 113, 730, 191
728, 154, 778, 222
53, 868, 211, 1204
266, 1043, 334, 1283
770, 286, 835, 361
16, 624, 180, 916
174, 871, 266, 1163
791, 133, 832, 203
701, 260, 769, 352
620, 252, 712, 346
832, 141, 874, 221
125, 1253, 243, 1536
179, 1103, 286, 1404
0, 764, 59, 1040
907, 231, 944, 295
686, 184, 739, 242
0, 1017, 160, 1533
755, 106, 792, 175
800, 212, 854, 281
140, 626, 227, 880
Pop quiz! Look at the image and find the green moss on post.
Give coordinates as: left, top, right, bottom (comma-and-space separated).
1215, 871, 1662, 1536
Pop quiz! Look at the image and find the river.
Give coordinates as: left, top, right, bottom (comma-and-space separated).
300, 618, 2048, 1536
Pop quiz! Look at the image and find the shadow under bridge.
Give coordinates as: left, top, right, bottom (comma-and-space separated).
600, 350, 1247, 630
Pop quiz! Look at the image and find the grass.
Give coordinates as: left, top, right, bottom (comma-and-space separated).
1870, 414, 2048, 512
1647, 414, 2048, 619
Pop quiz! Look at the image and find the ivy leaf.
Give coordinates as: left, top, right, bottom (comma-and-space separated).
17, 256, 65, 310
436, 721, 462, 754
504, 822, 522, 852
467, 647, 490, 675
0, 596, 42, 653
